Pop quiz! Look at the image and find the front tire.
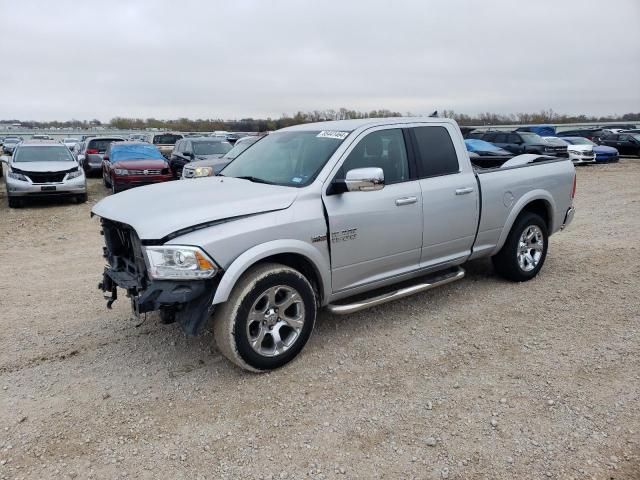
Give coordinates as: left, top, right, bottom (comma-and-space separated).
8, 196, 21, 208
213, 263, 317, 372
492, 212, 548, 282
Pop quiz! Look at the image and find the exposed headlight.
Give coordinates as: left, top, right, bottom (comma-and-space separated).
193, 166, 213, 177
8, 171, 28, 181
114, 168, 129, 175
66, 168, 84, 179
143, 246, 218, 280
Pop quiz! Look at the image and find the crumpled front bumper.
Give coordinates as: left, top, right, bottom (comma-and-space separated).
99, 267, 217, 335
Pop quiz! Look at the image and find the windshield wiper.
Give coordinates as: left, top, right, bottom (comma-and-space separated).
234, 176, 275, 185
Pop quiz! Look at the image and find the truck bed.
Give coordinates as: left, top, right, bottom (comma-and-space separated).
469, 156, 575, 260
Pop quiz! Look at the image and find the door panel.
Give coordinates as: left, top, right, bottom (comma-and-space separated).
419, 172, 478, 267
410, 125, 479, 268
324, 182, 423, 292
322, 127, 423, 293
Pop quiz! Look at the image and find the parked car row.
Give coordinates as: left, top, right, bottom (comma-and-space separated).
1, 121, 635, 210
464, 125, 640, 165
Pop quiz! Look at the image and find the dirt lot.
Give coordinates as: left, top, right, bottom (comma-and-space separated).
0, 160, 639, 480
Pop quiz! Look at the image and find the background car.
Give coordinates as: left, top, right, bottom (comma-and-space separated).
464, 139, 512, 156
598, 133, 640, 157
62, 138, 80, 150
2, 136, 22, 154
147, 132, 183, 159
169, 137, 233, 179
556, 128, 610, 143
102, 142, 172, 193
543, 137, 594, 165
475, 131, 563, 156
182, 135, 262, 179
2, 140, 86, 207
561, 137, 619, 163
77, 136, 125, 174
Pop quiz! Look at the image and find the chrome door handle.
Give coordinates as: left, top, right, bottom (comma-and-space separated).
455, 187, 474, 195
395, 196, 417, 206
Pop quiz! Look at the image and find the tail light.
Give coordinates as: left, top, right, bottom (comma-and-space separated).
571, 174, 577, 199
86, 148, 99, 154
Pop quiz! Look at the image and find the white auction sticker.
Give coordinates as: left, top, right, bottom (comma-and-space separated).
317, 131, 349, 140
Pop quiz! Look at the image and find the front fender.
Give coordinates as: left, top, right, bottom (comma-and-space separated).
211, 239, 331, 306
492, 190, 556, 255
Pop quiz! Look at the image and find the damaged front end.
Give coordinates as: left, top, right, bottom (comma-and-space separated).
98, 218, 219, 335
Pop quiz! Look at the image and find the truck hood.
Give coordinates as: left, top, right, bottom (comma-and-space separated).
92, 176, 297, 240
11, 161, 78, 172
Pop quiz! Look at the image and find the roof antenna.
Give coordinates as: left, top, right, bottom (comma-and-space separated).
429, 110, 438, 118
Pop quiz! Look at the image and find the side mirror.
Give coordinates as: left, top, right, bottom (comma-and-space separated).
345, 167, 384, 192
0, 155, 8, 164
77, 154, 85, 162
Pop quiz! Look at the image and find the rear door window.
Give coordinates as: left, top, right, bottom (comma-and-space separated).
411, 126, 460, 178
493, 133, 508, 143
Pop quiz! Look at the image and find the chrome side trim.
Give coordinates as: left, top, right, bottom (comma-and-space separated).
561, 206, 575, 229
326, 267, 465, 315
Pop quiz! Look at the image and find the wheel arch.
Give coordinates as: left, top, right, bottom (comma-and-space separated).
212, 240, 331, 307
492, 191, 555, 255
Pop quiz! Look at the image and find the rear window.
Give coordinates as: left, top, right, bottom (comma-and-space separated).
153, 134, 182, 145
412, 126, 460, 177
14, 146, 75, 163
88, 138, 124, 152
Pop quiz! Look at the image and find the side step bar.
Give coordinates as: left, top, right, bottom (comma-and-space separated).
326, 267, 465, 315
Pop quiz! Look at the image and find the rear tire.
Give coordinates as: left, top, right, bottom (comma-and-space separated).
492, 212, 548, 282
213, 263, 317, 372
76, 193, 88, 203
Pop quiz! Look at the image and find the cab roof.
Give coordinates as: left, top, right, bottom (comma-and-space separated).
281, 117, 458, 133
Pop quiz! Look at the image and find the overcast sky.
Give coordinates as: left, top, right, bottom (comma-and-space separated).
1, 0, 639, 121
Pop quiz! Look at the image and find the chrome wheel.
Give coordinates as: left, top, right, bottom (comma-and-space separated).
517, 225, 544, 272
246, 285, 305, 357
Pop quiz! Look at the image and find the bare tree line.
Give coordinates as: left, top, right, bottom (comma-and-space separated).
3, 108, 638, 132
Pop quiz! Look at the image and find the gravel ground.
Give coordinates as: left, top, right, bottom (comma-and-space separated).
0, 160, 639, 480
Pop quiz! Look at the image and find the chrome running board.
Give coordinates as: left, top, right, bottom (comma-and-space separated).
326, 267, 465, 315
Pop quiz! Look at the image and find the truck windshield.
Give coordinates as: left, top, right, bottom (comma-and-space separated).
14, 146, 75, 162
220, 130, 348, 187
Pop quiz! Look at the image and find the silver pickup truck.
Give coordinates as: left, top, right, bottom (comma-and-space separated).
92, 118, 576, 371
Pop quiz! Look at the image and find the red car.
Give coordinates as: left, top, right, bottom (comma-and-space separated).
102, 142, 173, 194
